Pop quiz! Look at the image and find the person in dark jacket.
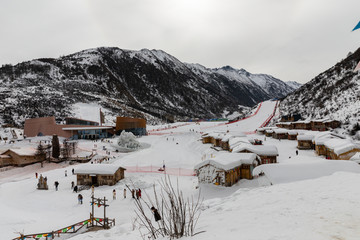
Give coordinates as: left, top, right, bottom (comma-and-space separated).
151, 207, 161, 221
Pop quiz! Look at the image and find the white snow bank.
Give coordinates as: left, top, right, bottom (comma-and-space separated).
253, 156, 360, 184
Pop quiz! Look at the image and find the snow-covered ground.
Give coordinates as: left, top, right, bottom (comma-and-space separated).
1, 100, 360, 240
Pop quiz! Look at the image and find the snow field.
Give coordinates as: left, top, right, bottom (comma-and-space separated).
1, 100, 360, 239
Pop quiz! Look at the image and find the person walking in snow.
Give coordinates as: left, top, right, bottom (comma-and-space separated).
113, 189, 116, 200
71, 181, 74, 189
296, 150, 298, 156
136, 189, 139, 200
138, 189, 142, 198
73, 185, 78, 193
54, 181, 59, 191
131, 189, 135, 199
35, 172, 38, 179
123, 189, 126, 199
65, 170, 67, 177
72, 168, 74, 175
151, 207, 161, 222
78, 194, 83, 204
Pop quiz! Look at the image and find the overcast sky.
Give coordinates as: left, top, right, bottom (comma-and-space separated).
0, 0, 359, 83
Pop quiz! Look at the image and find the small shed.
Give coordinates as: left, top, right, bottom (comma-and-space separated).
287, 130, 298, 140
272, 129, 288, 139
232, 144, 278, 164
324, 139, 360, 160
0, 148, 44, 167
265, 129, 274, 137
194, 153, 260, 187
311, 119, 327, 131
297, 135, 314, 149
201, 134, 212, 144
220, 132, 246, 151
75, 164, 126, 186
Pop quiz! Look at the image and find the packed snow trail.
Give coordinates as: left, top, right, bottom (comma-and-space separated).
147, 100, 277, 135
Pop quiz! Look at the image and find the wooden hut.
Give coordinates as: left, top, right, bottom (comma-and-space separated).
220, 132, 246, 151
324, 120, 341, 129
272, 129, 288, 139
265, 129, 274, 137
0, 148, 45, 167
194, 153, 260, 186
296, 135, 314, 149
256, 128, 266, 135
75, 164, 126, 186
324, 139, 360, 160
311, 120, 327, 131
293, 121, 311, 130
232, 144, 278, 164
287, 130, 298, 140
201, 134, 212, 144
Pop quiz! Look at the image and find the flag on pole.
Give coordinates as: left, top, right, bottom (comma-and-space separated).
352, 21, 360, 31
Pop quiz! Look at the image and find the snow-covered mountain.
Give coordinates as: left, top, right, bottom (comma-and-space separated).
0, 47, 298, 126
280, 47, 360, 135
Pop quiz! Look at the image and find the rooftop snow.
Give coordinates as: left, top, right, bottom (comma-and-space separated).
297, 135, 314, 141
194, 152, 258, 171
74, 164, 126, 175
62, 126, 113, 130
232, 144, 278, 156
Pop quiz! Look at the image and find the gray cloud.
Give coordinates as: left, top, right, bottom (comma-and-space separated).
0, 0, 359, 83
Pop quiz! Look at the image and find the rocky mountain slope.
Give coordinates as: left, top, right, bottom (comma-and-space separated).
279, 47, 360, 136
0, 47, 299, 126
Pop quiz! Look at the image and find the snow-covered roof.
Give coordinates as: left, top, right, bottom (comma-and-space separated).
232, 144, 278, 156
297, 135, 314, 141
294, 120, 310, 124
75, 164, 126, 175
334, 143, 360, 155
253, 157, 360, 184
273, 129, 288, 134
229, 137, 250, 149
287, 130, 298, 135
8, 147, 37, 156
265, 129, 274, 133
323, 139, 350, 150
194, 153, 258, 171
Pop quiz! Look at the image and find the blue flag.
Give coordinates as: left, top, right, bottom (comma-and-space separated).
352, 21, 360, 31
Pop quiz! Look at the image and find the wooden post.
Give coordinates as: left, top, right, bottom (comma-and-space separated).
103, 196, 107, 229
91, 196, 95, 227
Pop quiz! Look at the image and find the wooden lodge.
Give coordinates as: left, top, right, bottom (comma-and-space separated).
275, 119, 340, 132
201, 134, 212, 144
293, 121, 311, 130
194, 153, 260, 187
0, 148, 45, 167
265, 129, 274, 137
287, 130, 298, 140
323, 139, 360, 160
310, 120, 327, 131
220, 132, 246, 151
232, 144, 278, 164
272, 129, 288, 139
296, 135, 314, 149
75, 164, 126, 186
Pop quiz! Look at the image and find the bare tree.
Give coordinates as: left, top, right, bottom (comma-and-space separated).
130, 176, 203, 239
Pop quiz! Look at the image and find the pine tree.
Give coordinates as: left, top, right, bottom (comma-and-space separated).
35, 142, 46, 167
52, 135, 60, 158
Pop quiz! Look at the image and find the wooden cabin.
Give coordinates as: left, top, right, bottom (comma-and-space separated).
0, 148, 45, 167
256, 128, 266, 135
265, 129, 274, 137
287, 131, 298, 140
324, 120, 341, 129
220, 133, 246, 151
201, 134, 212, 144
272, 129, 288, 139
232, 144, 278, 164
297, 135, 314, 149
324, 139, 360, 160
311, 120, 327, 131
293, 121, 311, 130
75, 164, 126, 186
194, 153, 260, 187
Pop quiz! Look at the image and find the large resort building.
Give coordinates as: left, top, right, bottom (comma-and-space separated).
24, 117, 114, 139
24, 116, 147, 139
